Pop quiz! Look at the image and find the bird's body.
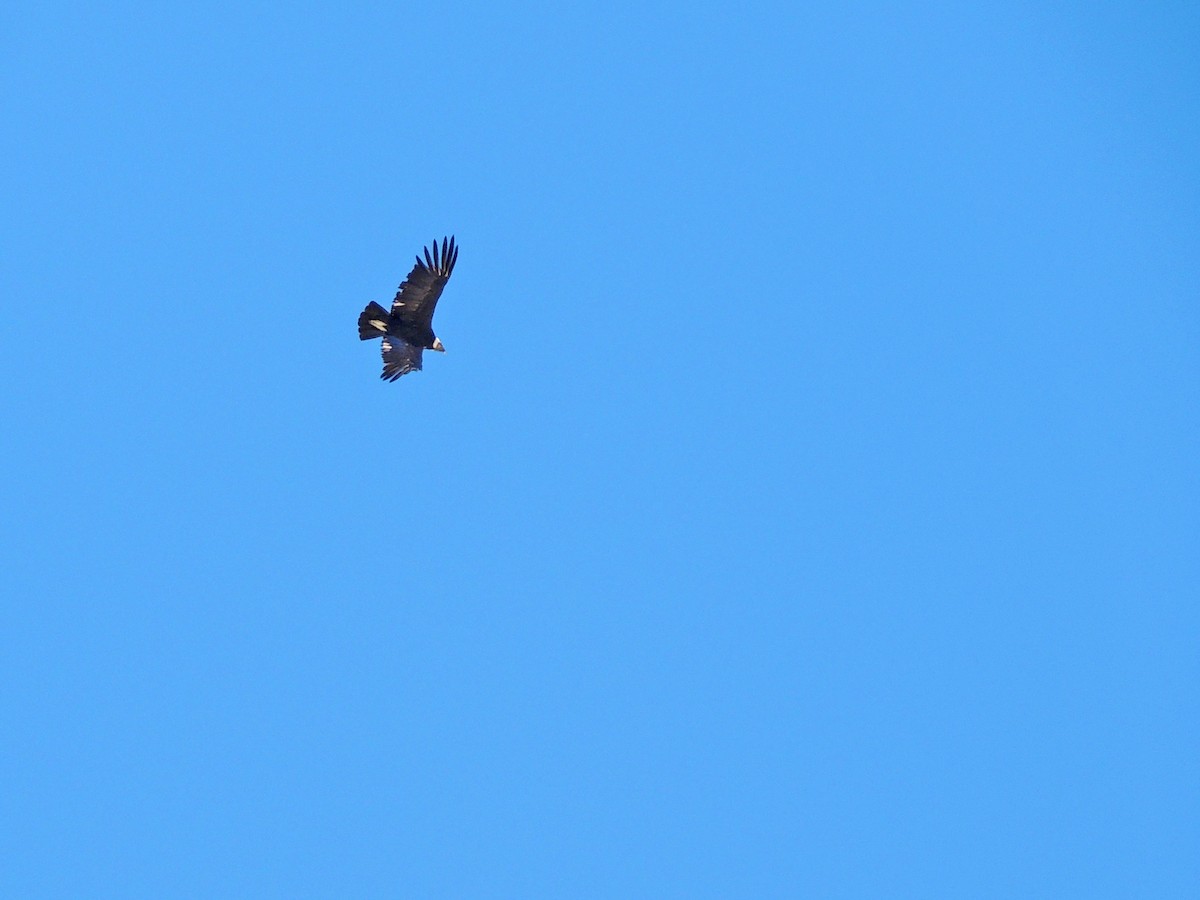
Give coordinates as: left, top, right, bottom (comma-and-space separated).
358, 236, 458, 381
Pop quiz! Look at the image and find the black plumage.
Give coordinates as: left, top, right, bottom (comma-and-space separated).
358, 236, 458, 381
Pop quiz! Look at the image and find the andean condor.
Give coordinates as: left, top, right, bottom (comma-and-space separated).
358, 236, 458, 381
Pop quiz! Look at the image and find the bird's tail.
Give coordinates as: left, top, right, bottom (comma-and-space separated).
358, 301, 390, 341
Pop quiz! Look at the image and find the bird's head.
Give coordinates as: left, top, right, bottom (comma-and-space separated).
431, 337, 446, 352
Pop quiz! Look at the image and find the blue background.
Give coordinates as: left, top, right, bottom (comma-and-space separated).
2, 2, 1196, 896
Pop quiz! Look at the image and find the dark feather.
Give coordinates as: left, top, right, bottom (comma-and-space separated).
392, 235, 457, 330
380, 338, 424, 381
357, 300, 390, 340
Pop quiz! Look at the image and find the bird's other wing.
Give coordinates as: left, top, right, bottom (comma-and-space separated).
380, 337, 424, 381
390, 236, 458, 328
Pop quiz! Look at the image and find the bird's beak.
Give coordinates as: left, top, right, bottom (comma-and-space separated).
431, 338, 445, 352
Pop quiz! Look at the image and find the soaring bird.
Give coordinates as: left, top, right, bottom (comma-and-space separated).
358, 236, 458, 381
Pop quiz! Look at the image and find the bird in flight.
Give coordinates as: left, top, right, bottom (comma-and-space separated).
358, 236, 458, 381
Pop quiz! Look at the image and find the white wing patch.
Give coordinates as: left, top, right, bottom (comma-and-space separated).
380, 337, 424, 381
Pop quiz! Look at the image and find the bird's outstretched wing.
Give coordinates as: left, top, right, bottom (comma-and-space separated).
380, 337, 424, 381
390, 236, 458, 329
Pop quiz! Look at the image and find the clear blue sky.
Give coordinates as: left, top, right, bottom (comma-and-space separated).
2, 2, 1196, 896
